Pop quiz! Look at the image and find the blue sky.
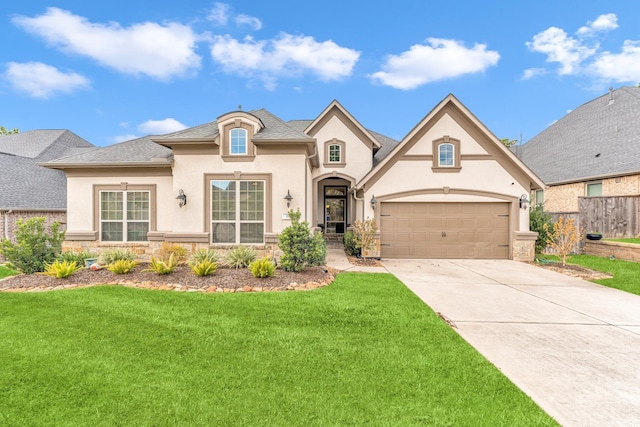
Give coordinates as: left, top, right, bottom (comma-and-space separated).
1, 1, 639, 146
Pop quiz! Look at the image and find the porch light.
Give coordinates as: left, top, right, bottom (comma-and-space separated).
176, 189, 187, 208
284, 190, 293, 208
519, 194, 529, 210
370, 194, 377, 210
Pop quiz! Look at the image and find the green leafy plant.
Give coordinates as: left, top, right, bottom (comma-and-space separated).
190, 260, 218, 277
57, 250, 98, 266
156, 242, 188, 264
529, 205, 554, 254
248, 257, 276, 278
278, 209, 326, 272
106, 259, 139, 274
0, 217, 65, 274
188, 248, 221, 265
99, 249, 136, 265
226, 246, 257, 269
143, 254, 178, 275
41, 260, 82, 279
343, 230, 360, 256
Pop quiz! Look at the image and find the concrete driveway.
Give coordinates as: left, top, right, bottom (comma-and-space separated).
382, 259, 640, 427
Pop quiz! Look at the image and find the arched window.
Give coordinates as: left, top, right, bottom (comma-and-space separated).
230, 128, 247, 155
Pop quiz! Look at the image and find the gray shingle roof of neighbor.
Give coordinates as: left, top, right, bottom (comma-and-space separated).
0, 130, 95, 210
516, 86, 640, 185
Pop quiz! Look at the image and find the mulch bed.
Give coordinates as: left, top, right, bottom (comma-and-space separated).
0, 263, 335, 293
531, 261, 613, 281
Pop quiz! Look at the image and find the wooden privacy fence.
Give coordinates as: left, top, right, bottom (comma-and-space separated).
578, 196, 640, 238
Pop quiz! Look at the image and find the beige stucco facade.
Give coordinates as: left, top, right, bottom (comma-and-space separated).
54, 95, 543, 261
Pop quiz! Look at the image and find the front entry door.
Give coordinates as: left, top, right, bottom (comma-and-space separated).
324, 186, 347, 234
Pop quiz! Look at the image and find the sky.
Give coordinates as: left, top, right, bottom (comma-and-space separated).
1, 0, 640, 147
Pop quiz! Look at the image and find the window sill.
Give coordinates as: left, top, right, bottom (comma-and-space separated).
323, 162, 346, 168
222, 155, 256, 162
432, 166, 462, 173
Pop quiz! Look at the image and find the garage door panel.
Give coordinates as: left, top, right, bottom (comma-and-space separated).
381, 202, 510, 259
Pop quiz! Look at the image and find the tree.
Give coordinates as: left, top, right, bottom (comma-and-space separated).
500, 138, 517, 148
0, 126, 19, 136
543, 216, 583, 267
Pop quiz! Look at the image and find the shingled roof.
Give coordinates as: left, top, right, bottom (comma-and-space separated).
0, 130, 94, 210
516, 86, 640, 185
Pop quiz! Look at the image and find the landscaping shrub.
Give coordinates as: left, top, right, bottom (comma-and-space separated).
106, 259, 139, 274
226, 246, 257, 269
248, 257, 276, 278
544, 216, 584, 266
144, 254, 178, 275
279, 210, 326, 272
352, 218, 377, 255
41, 260, 82, 279
343, 231, 359, 256
188, 248, 221, 265
57, 250, 98, 266
190, 260, 218, 277
529, 205, 554, 254
156, 242, 188, 264
0, 217, 65, 274
99, 249, 136, 265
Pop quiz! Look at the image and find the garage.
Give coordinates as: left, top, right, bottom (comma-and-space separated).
380, 202, 510, 259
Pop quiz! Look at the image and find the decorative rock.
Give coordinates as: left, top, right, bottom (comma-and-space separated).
206, 286, 217, 293
242, 286, 252, 292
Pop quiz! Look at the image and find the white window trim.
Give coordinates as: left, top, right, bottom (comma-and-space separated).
99, 190, 150, 242
438, 143, 455, 167
211, 179, 265, 244
230, 128, 248, 155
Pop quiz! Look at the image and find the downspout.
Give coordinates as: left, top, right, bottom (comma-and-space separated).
2, 210, 12, 240
351, 187, 364, 223
305, 144, 318, 225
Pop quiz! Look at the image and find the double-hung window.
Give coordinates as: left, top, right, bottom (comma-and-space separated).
211, 180, 264, 244
230, 128, 247, 155
438, 143, 454, 167
100, 191, 149, 241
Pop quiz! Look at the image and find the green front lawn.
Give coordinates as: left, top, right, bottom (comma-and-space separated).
0, 264, 18, 279
0, 273, 555, 426
605, 238, 640, 244
564, 254, 640, 296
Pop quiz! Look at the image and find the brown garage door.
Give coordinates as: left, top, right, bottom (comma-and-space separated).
380, 202, 510, 259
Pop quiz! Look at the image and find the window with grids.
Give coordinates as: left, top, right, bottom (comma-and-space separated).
438, 143, 454, 167
328, 144, 341, 163
100, 191, 149, 242
230, 128, 248, 155
211, 180, 264, 244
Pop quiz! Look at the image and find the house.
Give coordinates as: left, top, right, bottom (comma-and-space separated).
516, 86, 640, 237
0, 130, 94, 243
42, 95, 543, 261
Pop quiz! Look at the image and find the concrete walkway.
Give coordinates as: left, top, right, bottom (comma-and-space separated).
381, 259, 640, 427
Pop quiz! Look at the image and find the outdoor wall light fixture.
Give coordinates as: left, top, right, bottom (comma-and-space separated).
176, 189, 187, 208
519, 194, 529, 210
370, 194, 377, 210
284, 190, 293, 208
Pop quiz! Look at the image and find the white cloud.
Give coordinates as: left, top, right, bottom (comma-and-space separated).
591, 40, 640, 82
210, 33, 360, 88
369, 38, 499, 90
522, 67, 547, 80
235, 14, 262, 31
526, 27, 595, 75
13, 7, 201, 80
577, 13, 618, 36
4, 61, 90, 98
207, 3, 230, 25
138, 118, 188, 134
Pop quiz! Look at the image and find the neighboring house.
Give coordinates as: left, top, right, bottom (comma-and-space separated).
516, 86, 640, 237
42, 95, 543, 261
0, 130, 95, 243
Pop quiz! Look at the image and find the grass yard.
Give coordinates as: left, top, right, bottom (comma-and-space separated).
564, 254, 640, 296
0, 273, 556, 426
0, 264, 18, 279
605, 237, 640, 244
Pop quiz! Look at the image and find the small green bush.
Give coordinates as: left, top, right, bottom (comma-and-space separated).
278, 210, 326, 272
143, 254, 178, 275
190, 260, 218, 277
99, 249, 136, 265
248, 257, 276, 278
343, 231, 359, 256
188, 248, 221, 265
106, 259, 139, 274
57, 250, 98, 266
156, 242, 188, 264
226, 246, 257, 269
0, 217, 65, 274
530, 205, 554, 254
41, 260, 82, 279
